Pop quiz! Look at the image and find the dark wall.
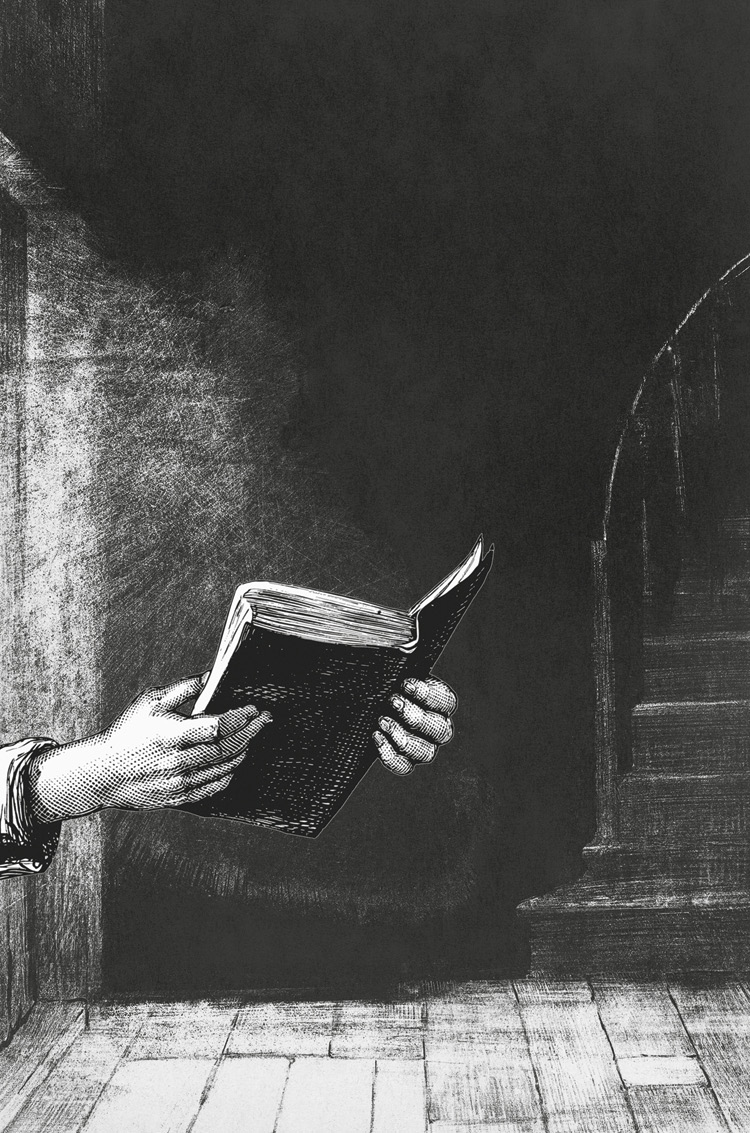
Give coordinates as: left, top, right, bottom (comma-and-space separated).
0, 0, 103, 178
11, 0, 750, 989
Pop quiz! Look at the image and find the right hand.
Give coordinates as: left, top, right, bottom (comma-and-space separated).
28, 674, 272, 823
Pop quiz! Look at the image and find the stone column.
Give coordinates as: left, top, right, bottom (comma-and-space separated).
0, 187, 34, 1030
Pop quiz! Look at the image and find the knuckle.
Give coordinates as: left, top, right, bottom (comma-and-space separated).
203, 718, 220, 742
412, 734, 433, 759
438, 717, 453, 743
179, 747, 197, 774
152, 778, 173, 805
159, 747, 182, 773
383, 750, 407, 774
427, 679, 450, 706
391, 728, 409, 754
400, 697, 417, 722
155, 738, 175, 765
404, 733, 422, 756
177, 752, 199, 777
414, 730, 432, 753
193, 726, 213, 750
410, 705, 427, 731
172, 770, 190, 796
201, 743, 221, 765
410, 680, 427, 703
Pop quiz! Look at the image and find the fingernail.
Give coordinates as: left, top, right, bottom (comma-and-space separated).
391, 695, 405, 711
404, 678, 418, 694
379, 716, 392, 733
373, 730, 383, 744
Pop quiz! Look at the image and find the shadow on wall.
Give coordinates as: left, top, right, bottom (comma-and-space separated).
0, 136, 503, 991
96, 253, 502, 991
95, 253, 495, 936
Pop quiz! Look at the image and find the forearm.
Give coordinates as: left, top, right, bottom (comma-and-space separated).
27, 736, 108, 824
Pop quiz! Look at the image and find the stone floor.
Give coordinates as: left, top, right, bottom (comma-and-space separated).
0, 978, 748, 1131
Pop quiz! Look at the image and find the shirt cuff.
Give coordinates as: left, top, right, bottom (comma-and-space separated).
0, 738, 61, 878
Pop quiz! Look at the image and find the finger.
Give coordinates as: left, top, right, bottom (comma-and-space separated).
389, 694, 453, 744
155, 674, 207, 713
178, 773, 235, 805
170, 712, 271, 773
402, 677, 457, 716
217, 704, 261, 740
181, 745, 250, 789
378, 717, 437, 763
373, 730, 413, 775
169, 741, 222, 771
218, 710, 272, 759
175, 716, 219, 746
176, 704, 259, 746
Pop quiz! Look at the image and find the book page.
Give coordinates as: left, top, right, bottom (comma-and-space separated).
194, 538, 489, 712
193, 591, 254, 714
409, 536, 485, 616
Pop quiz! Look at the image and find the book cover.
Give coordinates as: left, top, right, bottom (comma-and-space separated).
183, 537, 493, 836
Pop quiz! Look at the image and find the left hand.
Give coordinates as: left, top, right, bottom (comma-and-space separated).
374, 676, 457, 775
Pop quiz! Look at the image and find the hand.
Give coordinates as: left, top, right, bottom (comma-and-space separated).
374, 676, 457, 776
28, 674, 272, 823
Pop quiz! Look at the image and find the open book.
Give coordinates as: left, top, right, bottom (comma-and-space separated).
185, 537, 493, 836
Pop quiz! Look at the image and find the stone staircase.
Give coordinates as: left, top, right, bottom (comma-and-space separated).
519, 505, 750, 972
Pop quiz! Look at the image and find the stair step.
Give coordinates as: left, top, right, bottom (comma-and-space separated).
651, 519, 750, 630
643, 632, 750, 700
677, 518, 750, 565
669, 580, 750, 632
720, 517, 750, 542
619, 772, 750, 839
518, 880, 750, 976
632, 699, 750, 772
711, 516, 750, 545
520, 519, 750, 976
582, 840, 750, 888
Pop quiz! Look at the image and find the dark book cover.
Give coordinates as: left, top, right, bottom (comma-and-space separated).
182, 541, 493, 836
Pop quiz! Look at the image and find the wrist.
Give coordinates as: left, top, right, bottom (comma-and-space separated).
27, 737, 104, 824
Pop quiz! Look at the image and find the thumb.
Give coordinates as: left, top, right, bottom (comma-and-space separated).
156, 673, 206, 712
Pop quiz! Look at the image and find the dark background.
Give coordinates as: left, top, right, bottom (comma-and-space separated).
8, 0, 750, 988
